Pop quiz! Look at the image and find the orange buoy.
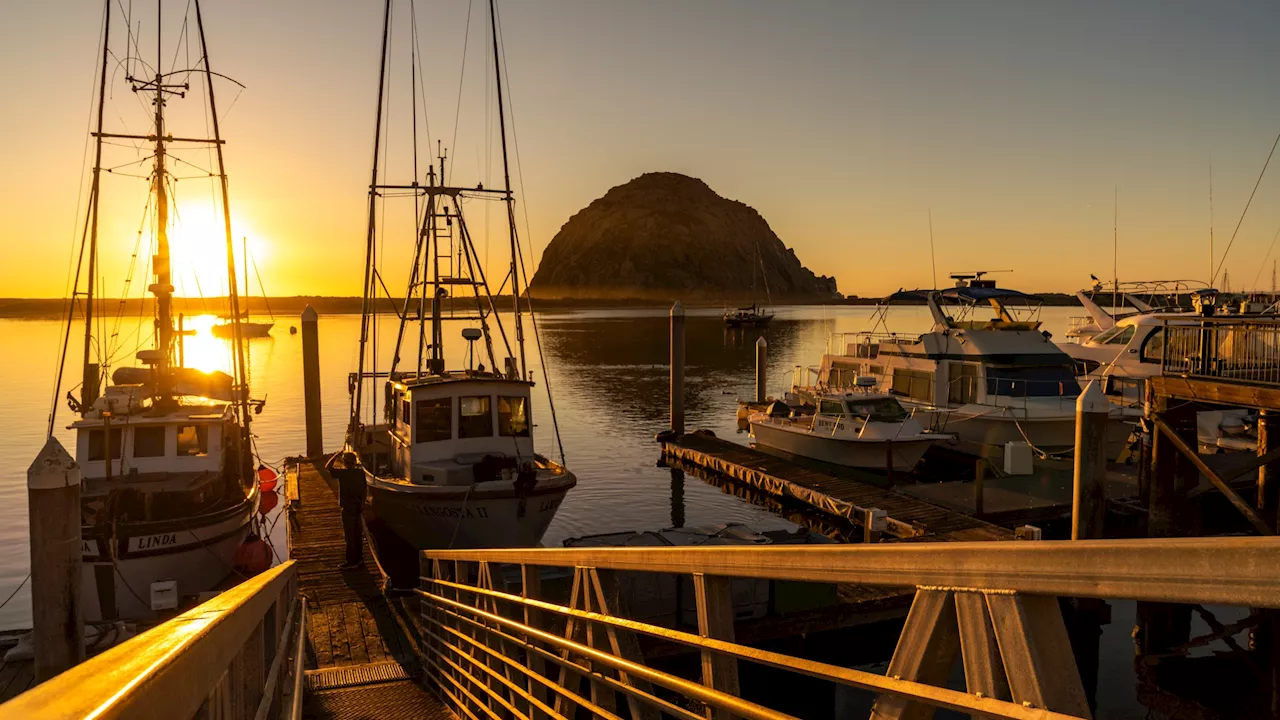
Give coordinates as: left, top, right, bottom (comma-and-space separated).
234, 533, 272, 575
257, 464, 279, 492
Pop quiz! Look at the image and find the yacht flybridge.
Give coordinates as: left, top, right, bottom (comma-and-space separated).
51, 0, 261, 621
804, 273, 1132, 457
346, 0, 574, 549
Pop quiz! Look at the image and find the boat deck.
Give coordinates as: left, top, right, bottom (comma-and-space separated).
288, 460, 453, 719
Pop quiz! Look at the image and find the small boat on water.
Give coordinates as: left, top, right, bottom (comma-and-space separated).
211, 239, 273, 338
749, 382, 946, 470
51, 0, 262, 622
345, 0, 575, 550
724, 303, 775, 328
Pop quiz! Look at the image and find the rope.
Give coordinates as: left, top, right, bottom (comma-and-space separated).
1213, 127, 1280, 285
0, 575, 30, 610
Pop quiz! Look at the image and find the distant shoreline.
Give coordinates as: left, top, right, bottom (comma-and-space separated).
0, 292, 1101, 319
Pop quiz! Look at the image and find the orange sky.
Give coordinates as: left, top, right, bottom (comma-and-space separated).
5, 1, 1280, 300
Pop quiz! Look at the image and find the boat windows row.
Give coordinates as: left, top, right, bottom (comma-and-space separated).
393, 394, 531, 443
86, 424, 210, 461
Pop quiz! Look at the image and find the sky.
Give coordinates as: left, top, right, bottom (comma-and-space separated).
5, 0, 1280, 299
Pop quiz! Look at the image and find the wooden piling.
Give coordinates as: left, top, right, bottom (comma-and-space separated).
301, 305, 323, 457
670, 302, 685, 436
27, 438, 84, 681
1259, 410, 1278, 527
974, 460, 985, 517
1072, 380, 1108, 540
754, 336, 767, 403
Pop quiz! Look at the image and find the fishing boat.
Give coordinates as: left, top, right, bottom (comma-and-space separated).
51, 0, 261, 622
804, 272, 1132, 457
345, 0, 575, 550
748, 381, 945, 470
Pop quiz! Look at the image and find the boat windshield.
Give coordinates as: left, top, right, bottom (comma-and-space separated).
986, 366, 1081, 398
1092, 325, 1135, 345
845, 398, 909, 422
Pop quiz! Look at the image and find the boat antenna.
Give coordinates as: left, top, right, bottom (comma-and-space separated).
489, 0, 526, 379
1113, 185, 1118, 314
928, 209, 937, 290
1209, 162, 1214, 286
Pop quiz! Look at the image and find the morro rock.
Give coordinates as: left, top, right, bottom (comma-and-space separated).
528, 172, 839, 301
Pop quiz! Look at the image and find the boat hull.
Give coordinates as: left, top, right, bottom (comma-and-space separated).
749, 421, 937, 470
368, 474, 575, 549
80, 491, 257, 622
905, 403, 1133, 456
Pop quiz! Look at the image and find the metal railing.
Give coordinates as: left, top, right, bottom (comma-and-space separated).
0, 560, 305, 720
1162, 317, 1280, 385
416, 537, 1280, 720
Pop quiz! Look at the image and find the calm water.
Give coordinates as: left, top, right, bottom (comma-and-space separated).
0, 305, 1233, 717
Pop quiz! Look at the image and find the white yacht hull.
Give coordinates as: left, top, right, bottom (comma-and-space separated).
749, 421, 938, 470
368, 473, 575, 549
904, 403, 1132, 455
80, 496, 256, 622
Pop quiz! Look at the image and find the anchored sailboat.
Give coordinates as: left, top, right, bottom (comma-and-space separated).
346, 0, 575, 549
50, 0, 261, 621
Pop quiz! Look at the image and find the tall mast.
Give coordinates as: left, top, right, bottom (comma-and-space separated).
81, 0, 112, 412
488, 0, 525, 380
194, 0, 252, 454
152, 0, 175, 401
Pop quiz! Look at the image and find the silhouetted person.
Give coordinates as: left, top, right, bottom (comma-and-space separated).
328, 452, 366, 570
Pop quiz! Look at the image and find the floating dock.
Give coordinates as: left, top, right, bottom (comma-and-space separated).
287, 460, 449, 719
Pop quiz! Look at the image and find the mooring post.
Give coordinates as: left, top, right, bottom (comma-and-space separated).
27, 438, 84, 681
670, 301, 685, 436
1072, 380, 1108, 540
754, 336, 767, 403
1259, 410, 1278, 526
973, 459, 985, 517
301, 305, 323, 457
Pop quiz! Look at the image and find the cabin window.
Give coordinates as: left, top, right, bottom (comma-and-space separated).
87, 429, 122, 462
890, 369, 933, 403
1140, 329, 1165, 364
459, 396, 493, 438
819, 399, 845, 416
401, 400, 411, 425
948, 363, 981, 404
985, 366, 1081, 398
133, 426, 166, 458
847, 399, 909, 423
498, 396, 530, 437
176, 425, 209, 456
1103, 326, 1135, 345
415, 398, 453, 443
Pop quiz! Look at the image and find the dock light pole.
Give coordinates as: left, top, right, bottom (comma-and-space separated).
302, 305, 323, 457
27, 437, 84, 681
671, 302, 685, 436
755, 336, 767, 403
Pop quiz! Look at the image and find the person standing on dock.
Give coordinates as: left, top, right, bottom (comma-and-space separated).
327, 452, 366, 571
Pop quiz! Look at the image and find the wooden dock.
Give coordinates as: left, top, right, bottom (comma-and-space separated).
662, 432, 1013, 542
287, 460, 451, 720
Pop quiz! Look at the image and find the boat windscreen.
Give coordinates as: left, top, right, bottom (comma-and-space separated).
846, 398, 909, 422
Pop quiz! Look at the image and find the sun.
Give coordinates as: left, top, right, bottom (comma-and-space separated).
167, 200, 269, 299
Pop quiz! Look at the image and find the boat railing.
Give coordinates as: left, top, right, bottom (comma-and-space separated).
825, 331, 908, 357
0, 560, 305, 720
417, 537, 1280, 720
1161, 317, 1280, 386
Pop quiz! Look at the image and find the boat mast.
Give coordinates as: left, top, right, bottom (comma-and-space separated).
194, 0, 252, 454
81, 0, 112, 413
488, 0, 525, 380
151, 0, 175, 402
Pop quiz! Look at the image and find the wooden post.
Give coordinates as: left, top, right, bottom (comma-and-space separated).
670, 467, 686, 529
1072, 380, 1109, 540
754, 336, 767, 403
27, 438, 85, 681
1259, 410, 1278, 527
301, 305, 323, 458
974, 459, 985, 517
693, 573, 739, 720
671, 301, 685, 436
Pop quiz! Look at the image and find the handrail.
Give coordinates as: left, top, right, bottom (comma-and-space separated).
0, 560, 299, 720
423, 537, 1280, 608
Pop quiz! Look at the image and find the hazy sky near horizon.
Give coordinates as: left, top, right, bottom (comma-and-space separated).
5, 0, 1280, 299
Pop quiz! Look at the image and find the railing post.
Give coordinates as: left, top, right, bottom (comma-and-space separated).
693, 573, 739, 720
520, 564, 548, 719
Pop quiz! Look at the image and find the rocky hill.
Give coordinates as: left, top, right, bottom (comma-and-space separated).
528, 173, 839, 302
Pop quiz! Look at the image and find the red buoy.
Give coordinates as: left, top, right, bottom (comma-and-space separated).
257, 464, 279, 493
234, 533, 272, 575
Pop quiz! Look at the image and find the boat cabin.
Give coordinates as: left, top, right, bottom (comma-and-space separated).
383, 373, 536, 486
71, 399, 232, 481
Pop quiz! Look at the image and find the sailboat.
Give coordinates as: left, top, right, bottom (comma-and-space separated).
212, 238, 274, 338
50, 0, 261, 621
345, 0, 575, 549
724, 236, 775, 327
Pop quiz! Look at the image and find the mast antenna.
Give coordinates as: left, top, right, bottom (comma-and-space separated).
1113, 185, 1118, 314
928, 209, 937, 290
1209, 162, 1214, 286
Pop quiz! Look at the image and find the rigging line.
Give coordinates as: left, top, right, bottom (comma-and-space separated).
370, 2, 396, 428
492, 4, 564, 464
410, 0, 432, 159
167, 0, 193, 75
450, 0, 474, 156
50, 0, 110, 438
249, 245, 273, 321
1249, 223, 1280, 292
1213, 127, 1280, 285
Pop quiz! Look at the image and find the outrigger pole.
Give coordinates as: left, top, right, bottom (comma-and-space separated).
488, 0, 526, 380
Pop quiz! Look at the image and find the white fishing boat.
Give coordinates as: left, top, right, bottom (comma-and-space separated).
748, 384, 945, 470
346, 0, 575, 550
51, 0, 262, 622
804, 272, 1132, 457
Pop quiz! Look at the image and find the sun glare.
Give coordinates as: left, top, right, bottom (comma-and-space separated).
177, 313, 235, 375
168, 201, 268, 299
